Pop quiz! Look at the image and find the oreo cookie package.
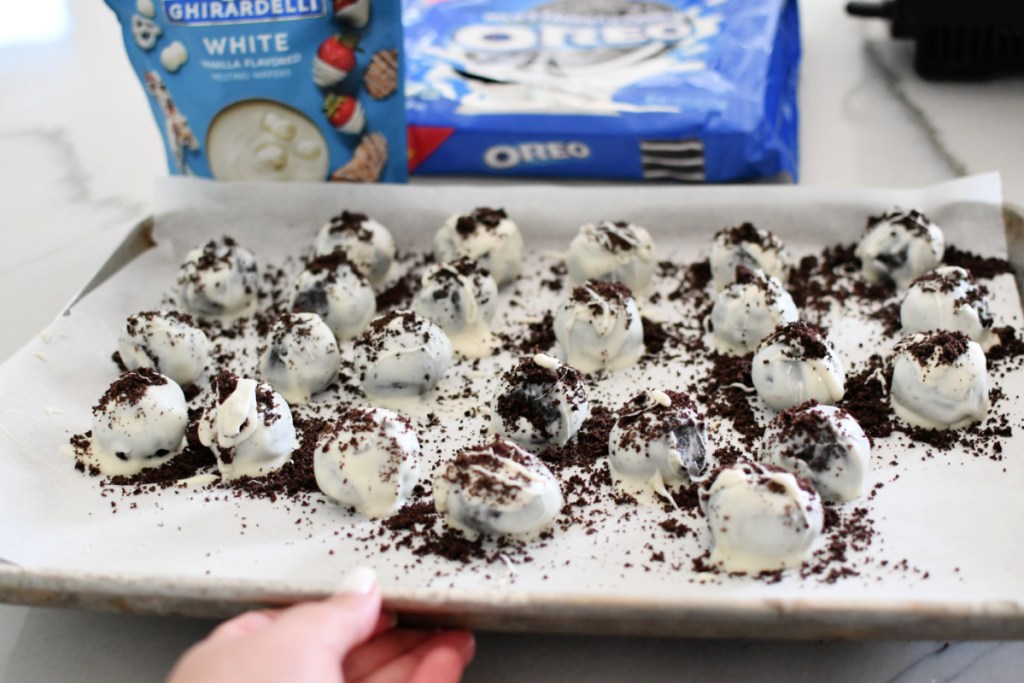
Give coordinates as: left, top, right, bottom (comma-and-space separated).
405, 0, 800, 182
105, 0, 406, 183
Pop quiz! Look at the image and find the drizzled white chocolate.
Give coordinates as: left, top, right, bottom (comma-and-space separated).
901, 266, 994, 348
609, 390, 713, 498
118, 310, 210, 386
434, 438, 563, 538
554, 280, 644, 375
890, 330, 989, 430
91, 369, 187, 476
198, 372, 298, 480
699, 461, 824, 573
353, 310, 453, 400
314, 407, 420, 518
491, 353, 590, 451
710, 268, 798, 355
177, 237, 259, 320
856, 208, 944, 289
434, 208, 524, 287
314, 211, 396, 289
752, 322, 846, 411
709, 223, 790, 292
413, 258, 499, 358
291, 252, 377, 342
761, 403, 870, 503
259, 313, 340, 405
565, 220, 656, 295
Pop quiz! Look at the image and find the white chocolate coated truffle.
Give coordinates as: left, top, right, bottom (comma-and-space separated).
752, 322, 846, 411
434, 438, 563, 538
434, 208, 524, 287
354, 310, 453, 399
413, 257, 499, 359
118, 310, 210, 386
259, 313, 340, 405
699, 461, 824, 573
314, 211, 396, 289
761, 403, 870, 503
198, 372, 298, 480
177, 237, 259, 319
709, 223, 790, 292
901, 266, 994, 347
291, 252, 377, 342
554, 280, 644, 375
855, 208, 944, 289
314, 408, 420, 518
890, 331, 989, 430
609, 390, 713, 493
710, 267, 798, 355
565, 220, 656, 295
491, 353, 590, 451
91, 368, 187, 476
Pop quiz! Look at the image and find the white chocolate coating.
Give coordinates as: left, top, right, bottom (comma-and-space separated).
312, 56, 349, 88
709, 223, 790, 292
890, 331, 989, 430
752, 322, 846, 411
609, 390, 713, 494
314, 211, 396, 289
333, 100, 366, 135
710, 269, 798, 355
856, 208, 945, 289
901, 266, 994, 348
354, 310, 453, 399
117, 310, 210, 386
761, 404, 870, 503
491, 353, 590, 451
198, 372, 298, 480
259, 313, 340, 405
177, 237, 259, 320
434, 208, 524, 287
434, 438, 563, 537
699, 461, 824, 573
91, 369, 188, 476
314, 408, 420, 518
565, 221, 656, 295
554, 280, 644, 375
291, 253, 377, 342
413, 258, 499, 359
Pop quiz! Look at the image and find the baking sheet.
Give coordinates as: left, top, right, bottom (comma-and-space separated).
1, 174, 1023, 637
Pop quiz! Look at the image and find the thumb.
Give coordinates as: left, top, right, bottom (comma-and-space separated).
269, 567, 383, 658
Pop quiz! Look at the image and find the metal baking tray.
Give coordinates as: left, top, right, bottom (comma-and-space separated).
0, 184, 1021, 640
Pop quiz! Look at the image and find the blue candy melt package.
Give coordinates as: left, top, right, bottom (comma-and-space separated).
106, 0, 407, 183
404, 0, 800, 182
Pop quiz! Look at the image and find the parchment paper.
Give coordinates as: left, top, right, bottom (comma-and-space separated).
1, 174, 1021, 611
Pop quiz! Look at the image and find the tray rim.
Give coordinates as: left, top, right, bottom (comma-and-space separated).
2, 563, 1023, 640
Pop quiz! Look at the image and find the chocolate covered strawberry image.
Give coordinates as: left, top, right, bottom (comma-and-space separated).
334, 0, 370, 28
313, 34, 358, 89
324, 94, 365, 135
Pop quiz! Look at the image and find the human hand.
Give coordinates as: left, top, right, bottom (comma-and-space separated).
167, 568, 475, 683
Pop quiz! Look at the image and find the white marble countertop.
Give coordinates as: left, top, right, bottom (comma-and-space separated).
1, 1, 1023, 680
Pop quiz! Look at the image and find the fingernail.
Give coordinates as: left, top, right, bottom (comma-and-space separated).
338, 566, 377, 595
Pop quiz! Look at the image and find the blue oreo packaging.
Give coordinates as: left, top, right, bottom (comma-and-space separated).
105, 0, 407, 183
404, 0, 800, 182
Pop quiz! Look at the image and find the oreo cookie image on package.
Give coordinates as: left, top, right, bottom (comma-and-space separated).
404, 0, 799, 182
